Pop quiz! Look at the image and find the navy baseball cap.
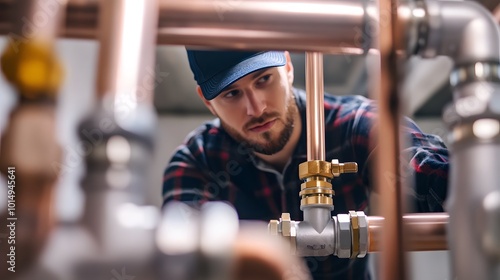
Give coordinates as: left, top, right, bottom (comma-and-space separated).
186, 49, 287, 100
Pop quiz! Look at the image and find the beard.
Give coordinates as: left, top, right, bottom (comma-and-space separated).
220, 95, 298, 155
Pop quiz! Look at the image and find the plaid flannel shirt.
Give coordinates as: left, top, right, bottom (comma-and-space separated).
162, 88, 449, 280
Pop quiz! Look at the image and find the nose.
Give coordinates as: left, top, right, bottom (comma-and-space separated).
245, 90, 266, 117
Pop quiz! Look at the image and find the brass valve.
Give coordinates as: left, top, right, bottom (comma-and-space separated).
331, 159, 358, 177
1, 40, 64, 100
298, 159, 358, 209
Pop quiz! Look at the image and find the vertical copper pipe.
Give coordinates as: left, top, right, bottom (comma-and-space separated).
96, 0, 159, 105
9, 0, 64, 42
372, 0, 407, 278
368, 213, 448, 252
305, 52, 325, 161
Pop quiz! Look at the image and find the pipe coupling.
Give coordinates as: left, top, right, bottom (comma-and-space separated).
450, 62, 500, 87
335, 211, 369, 258
268, 211, 369, 258
298, 160, 358, 208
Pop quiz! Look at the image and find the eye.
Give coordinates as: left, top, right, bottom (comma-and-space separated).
256, 74, 271, 85
222, 89, 240, 98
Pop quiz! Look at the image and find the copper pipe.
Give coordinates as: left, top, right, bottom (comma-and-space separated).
0, 0, 375, 54
6, 0, 65, 42
96, 0, 158, 104
368, 213, 448, 252
371, 0, 407, 278
232, 227, 313, 280
157, 0, 372, 53
305, 52, 325, 161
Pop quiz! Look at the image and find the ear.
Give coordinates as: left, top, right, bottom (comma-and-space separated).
284, 51, 294, 85
197, 86, 217, 116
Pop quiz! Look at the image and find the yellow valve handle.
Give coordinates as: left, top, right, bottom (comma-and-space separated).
1, 40, 64, 100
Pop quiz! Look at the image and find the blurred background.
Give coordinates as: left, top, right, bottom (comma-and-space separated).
0, 37, 452, 279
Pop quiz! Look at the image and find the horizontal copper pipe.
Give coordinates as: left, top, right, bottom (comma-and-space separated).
0, 0, 376, 54
368, 213, 448, 252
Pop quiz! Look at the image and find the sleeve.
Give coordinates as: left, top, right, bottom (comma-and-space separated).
350, 97, 449, 213
162, 141, 216, 208
400, 118, 449, 212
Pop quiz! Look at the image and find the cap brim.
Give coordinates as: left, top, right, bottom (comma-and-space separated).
199, 51, 286, 100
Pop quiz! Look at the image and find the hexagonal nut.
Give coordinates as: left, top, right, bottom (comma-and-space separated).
269, 220, 279, 236
299, 186, 334, 196
281, 213, 292, 236
278, 213, 297, 254
300, 180, 333, 190
335, 214, 352, 258
356, 211, 368, 258
331, 159, 340, 177
349, 211, 359, 259
299, 160, 333, 180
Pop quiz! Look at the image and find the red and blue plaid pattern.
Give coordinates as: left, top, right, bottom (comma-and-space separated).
163, 88, 449, 280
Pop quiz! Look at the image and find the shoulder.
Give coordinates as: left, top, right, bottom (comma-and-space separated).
177, 118, 229, 152
324, 94, 376, 114
183, 118, 221, 145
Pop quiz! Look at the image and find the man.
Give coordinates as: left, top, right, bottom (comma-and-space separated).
162, 50, 449, 279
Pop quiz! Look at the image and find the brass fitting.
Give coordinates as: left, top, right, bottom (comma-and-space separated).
298, 159, 358, 208
1, 41, 64, 100
349, 211, 360, 258
331, 159, 358, 177
298, 160, 334, 179
335, 212, 368, 258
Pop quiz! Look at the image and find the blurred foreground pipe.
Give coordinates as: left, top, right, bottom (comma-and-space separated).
368, 213, 448, 252
0, 0, 65, 277
0, 0, 376, 54
371, 0, 407, 277
97, 0, 158, 104
418, 1, 500, 279
74, 0, 160, 270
